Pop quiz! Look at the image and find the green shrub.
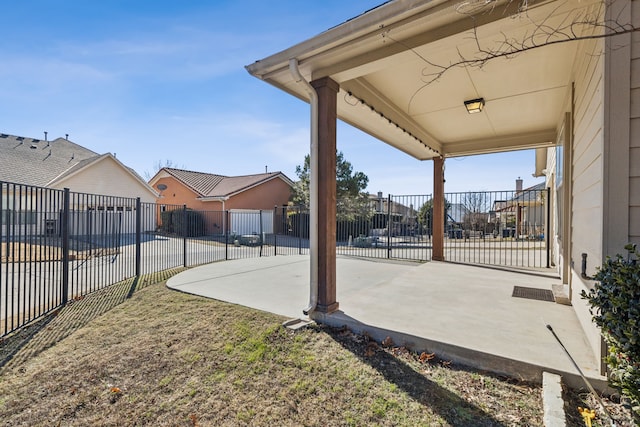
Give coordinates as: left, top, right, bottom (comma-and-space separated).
172, 209, 206, 237
160, 210, 173, 234
582, 243, 640, 416
159, 209, 205, 237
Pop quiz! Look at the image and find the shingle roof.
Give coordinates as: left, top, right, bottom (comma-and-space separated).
512, 182, 546, 203
161, 168, 292, 198
0, 133, 99, 187
161, 168, 226, 196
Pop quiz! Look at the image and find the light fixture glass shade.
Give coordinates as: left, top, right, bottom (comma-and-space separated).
464, 98, 485, 114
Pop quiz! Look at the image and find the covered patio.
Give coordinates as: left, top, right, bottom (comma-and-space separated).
244, 0, 608, 383
167, 255, 606, 391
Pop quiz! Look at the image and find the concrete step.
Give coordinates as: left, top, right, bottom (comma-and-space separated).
552, 284, 571, 305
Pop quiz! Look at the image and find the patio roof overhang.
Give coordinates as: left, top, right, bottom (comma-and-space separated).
246, 0, 601, 160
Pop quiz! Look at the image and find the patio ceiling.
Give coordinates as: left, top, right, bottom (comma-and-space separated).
246, 0, 601, 160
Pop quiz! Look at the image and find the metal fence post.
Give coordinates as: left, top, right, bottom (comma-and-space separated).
182, 204, 187, 267
225, 210, 229, 260
387, 194, 392, 259
546, 187, 551, 269
273, 206, 278, 256
61, 188, 70, 305
135, 197, 141, 278
298, 206, 302, 255
259, 209, 264, 257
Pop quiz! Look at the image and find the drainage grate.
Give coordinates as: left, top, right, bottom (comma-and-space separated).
512, 286, 555, 302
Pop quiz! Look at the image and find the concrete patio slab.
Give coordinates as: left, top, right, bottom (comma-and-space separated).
167, 255, 606, 391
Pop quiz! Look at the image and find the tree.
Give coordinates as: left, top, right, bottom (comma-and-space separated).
290, 151, 370, 220
417, 198, 451, 234
460, 192, 491, 231
143, 159, 185, 180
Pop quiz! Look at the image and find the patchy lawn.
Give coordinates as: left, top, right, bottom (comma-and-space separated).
0, 277, 633, 426
1, 240, 118, 262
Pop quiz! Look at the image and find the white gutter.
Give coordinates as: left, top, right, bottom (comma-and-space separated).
289, 58, 318, 316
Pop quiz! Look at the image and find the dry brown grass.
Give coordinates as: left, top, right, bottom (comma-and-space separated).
1, 241, 118, 262
0, 275, 633, 426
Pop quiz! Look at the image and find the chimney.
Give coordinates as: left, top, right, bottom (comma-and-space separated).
44, 131, 48, 141
65, 133, 69, 140
516, 177, 523, 193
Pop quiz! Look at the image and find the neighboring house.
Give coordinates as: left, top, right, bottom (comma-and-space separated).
510, 182, 546, 238
246, 0, 638, 372
148, 167, 293, 235
367, 192, 415, 218
489, 181, 546, 238
0, 132, 158, 235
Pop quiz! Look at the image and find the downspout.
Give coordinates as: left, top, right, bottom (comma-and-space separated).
289, 58, 318, 315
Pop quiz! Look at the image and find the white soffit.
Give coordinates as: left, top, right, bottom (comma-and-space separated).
247, 0, 603, 159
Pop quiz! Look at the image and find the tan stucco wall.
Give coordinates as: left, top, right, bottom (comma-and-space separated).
224, 178, 291, 210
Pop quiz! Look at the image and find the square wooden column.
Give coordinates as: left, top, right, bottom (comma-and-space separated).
432, 156, 445, 261
311, 77, 339, 313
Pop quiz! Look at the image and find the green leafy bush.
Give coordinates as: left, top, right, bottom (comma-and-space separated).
582, 243, 640, 416
158, 209, 205, 237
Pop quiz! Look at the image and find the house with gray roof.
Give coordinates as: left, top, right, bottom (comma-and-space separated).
1, 132, 158, 236
0, 132, 156, 200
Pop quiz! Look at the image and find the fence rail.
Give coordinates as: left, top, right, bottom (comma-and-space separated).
1, 180, 551, 338
443, 188, 550, 269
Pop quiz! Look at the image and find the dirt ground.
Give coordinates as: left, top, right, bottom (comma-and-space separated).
1, 241, 118, 262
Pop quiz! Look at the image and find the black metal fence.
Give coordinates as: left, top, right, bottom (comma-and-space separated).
443, 188, 550, 269
335, 194, 433, 261
1, 180, 551, 339
1, 181, 317, 338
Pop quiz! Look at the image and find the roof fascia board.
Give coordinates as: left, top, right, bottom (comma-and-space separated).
444, 129, 557, 157
245, 0, 444, 78
198, 196, 228, 202
47, 155, 102, 187
162, 169, 208, 197
148, 169, 173, 187
53, 153, 159, 197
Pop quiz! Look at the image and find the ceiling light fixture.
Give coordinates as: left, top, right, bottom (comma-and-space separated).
464, 98, 485, 114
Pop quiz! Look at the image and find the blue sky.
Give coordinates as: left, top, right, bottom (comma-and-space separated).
1, 0, 542, 195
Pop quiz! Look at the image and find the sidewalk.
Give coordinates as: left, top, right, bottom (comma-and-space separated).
167, 255, 605, 390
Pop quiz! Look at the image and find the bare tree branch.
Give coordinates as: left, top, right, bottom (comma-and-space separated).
384, 0, 638, 90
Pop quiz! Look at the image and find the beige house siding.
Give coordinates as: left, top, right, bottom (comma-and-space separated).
52, 156, 157, 203
630, 1, 640, 245
568, 34, 606, 363
571, 36, 605, 273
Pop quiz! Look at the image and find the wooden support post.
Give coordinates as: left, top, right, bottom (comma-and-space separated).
311, 76, 339, 313
432, 157, 445, 261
